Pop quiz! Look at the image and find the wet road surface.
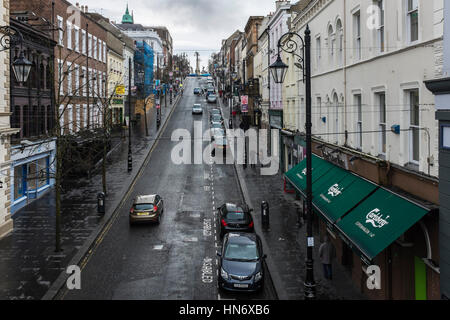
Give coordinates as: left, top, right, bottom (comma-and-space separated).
59, 78, 276, 300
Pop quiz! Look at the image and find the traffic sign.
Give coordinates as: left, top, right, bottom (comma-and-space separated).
115, 85, 125, 95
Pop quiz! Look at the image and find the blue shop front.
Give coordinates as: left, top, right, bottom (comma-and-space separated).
10, 138, 56, 214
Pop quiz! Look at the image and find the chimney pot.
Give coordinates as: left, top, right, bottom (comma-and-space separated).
76, 2, 79, 8
85, 5, 88, 12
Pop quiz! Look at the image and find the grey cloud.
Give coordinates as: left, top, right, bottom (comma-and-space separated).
85, 0, 275, 69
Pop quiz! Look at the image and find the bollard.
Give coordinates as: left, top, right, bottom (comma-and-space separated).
261, 201, 269, 230
97, 192, 105, 214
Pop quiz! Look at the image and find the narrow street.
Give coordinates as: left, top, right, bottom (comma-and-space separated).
58, 78, 276, 300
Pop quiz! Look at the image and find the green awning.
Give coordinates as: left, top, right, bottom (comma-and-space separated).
284, 155, 335, 196
336, 188, 430, 261
312, 166, 378, 223
285, 155, 378, 224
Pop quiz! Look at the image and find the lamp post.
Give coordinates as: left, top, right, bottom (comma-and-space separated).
269, 25, 316, 300
127, 57, 132, 172
0, 26, 32, 84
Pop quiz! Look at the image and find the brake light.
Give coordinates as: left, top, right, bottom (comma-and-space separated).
153, 205, 158, 212
130, 207, 134, 214
249, 221, 254, 228
221, 219, 227, 227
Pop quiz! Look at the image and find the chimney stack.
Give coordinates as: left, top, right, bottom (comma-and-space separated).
76, 2, 79, 8
85, 5, 88, 13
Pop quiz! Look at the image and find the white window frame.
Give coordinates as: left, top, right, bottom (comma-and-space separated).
408, 89, 420, 164
83, 104, 88, 128
82, 29, 86, 55
354, 10, 361, 60
57, 16, 64, 46
103, 72, 106, 97
407, 0, 419, 44
82, 66, 87, 96
98, 39, 102, 62
93, 36, 97, 60
375, 0, 385, 52
355, 94, 363, 150
67, 104, 73, 134
74, 64, 79, 96
316, 35, 321, 67
376, 92, 387, 156
75, 105, 80, 133
66, 21, 72, 50
59, 105, 64, 135
103, 42, 107, 63
67, 62, 72, 96
88, 34, 92, 57
74, 26, 80, 52
57, 59, 64, 96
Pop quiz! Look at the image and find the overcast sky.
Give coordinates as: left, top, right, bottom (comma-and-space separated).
84, 0, 277, 71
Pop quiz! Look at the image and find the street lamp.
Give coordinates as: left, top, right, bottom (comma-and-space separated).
269, 25, 316, 300
0, 25, 32, 84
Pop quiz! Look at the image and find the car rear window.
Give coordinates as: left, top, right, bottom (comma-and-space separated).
225, 211, 245, 220
134, 203, 154, 210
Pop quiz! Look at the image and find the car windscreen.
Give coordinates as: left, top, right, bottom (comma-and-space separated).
209, 95, 216, 98
211, 123, 222, 129
134, 203, 154, 210
224, 243, 259, 261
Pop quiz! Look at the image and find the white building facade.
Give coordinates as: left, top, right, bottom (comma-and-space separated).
289, 0, 442, 178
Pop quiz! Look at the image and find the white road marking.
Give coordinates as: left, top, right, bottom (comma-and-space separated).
153, 245, 164, 250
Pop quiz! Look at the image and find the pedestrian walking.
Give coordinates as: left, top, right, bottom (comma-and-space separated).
319, 235, 336, 280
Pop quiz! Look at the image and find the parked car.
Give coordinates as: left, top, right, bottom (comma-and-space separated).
129, 194, 164, 225
210, 114, 223, 124
210, 109, 221, 119
213, 134, 228, 157
194, 87, 201, 95
192, 103, 203, 115
217, 203, 254, 238
207, 94, 217, 103
217, 232, 266, 292
210, 124, 224, 141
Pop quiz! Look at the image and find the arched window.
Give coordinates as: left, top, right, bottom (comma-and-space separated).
336, 19, 343, 65
328, 25, 334, 61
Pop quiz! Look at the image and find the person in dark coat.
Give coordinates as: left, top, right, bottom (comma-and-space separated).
319, 235, 336, 280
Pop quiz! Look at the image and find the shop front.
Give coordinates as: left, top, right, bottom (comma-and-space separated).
269, 109, 283, 173
285, 154, 439, 299
11, 139, 56, 214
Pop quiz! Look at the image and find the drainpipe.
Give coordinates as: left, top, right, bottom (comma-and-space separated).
343, 0, 348, 146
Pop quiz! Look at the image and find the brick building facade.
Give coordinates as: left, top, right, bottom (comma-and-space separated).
11, 0, 108, 134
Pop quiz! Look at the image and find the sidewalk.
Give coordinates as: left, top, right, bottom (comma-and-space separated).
0, 94, 180, 300
218, 97, 366, 300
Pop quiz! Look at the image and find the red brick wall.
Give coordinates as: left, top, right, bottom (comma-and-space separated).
11, 0, 108, 131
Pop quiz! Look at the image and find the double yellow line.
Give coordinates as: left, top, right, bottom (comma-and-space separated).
58, 92, 181, 299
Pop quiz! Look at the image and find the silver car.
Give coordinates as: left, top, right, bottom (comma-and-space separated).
129, 194, 164, 225
192, 103, 203, 115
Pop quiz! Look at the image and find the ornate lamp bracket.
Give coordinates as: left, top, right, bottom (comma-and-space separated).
277, 32, 306, 82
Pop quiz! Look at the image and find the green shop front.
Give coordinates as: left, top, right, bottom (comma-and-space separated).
285, 155, 438, 299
